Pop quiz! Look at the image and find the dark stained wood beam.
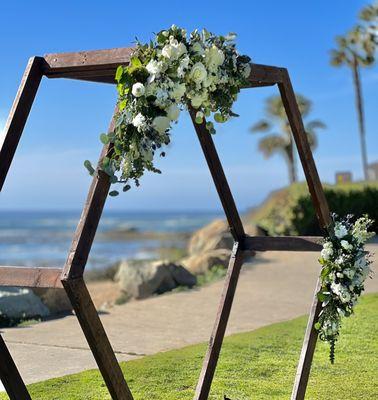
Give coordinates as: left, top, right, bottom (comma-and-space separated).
0, 335, 31, 400
42, 46, 284, 87
194, 243, 244, 400
279, 72, 332, 400
62, 278, 133, 400
43, 47, 134, 74
61, 123, 114, 281
0, 57, 44, 191
189, 107, 245, 241
0, 267, 63, 288
243, 236, 322, 252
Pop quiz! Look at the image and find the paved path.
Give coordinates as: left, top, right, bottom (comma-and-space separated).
1, 245, 377, 386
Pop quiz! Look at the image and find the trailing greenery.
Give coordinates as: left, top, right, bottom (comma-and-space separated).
84, 26, 251, 194
316, 214, 374, 363
4, 294, 377, 399
249, 181, 378, 236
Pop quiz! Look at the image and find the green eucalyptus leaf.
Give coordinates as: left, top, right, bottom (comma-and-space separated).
123, 184, 131, 192
109, 190, 119, 197
100, 133, 110, 144
214, 113, 224, 123
84, 160, 95, 176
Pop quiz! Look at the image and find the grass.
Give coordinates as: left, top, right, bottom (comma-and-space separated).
3, 293, 377, 400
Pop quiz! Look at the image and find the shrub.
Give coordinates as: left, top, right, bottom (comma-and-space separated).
249, 182, 378, 236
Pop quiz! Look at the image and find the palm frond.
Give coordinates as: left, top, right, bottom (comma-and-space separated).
258, 135, 288, 158
305, 119, 326, 131
250, 119, 271, 133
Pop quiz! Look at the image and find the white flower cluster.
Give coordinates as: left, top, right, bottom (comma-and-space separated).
88, 25, 251, 193
316, 215, 375, 363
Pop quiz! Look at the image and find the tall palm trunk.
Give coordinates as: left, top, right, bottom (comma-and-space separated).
287, 139, 297, 184
352, 54, 369, 180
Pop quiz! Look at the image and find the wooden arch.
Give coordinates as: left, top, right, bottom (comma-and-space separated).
0, 47, 331, 400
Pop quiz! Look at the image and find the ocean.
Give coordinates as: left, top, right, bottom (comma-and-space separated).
0, 210, 222, 270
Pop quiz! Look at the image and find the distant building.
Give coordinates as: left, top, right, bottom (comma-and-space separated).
368, 162, 378, 181
336, 171, 352, 184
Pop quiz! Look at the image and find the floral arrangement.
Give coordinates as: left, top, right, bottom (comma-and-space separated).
84, 25, 251, 195
316, 214, 375, 363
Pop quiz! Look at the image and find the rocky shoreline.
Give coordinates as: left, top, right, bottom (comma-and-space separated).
0, 217, 261, 326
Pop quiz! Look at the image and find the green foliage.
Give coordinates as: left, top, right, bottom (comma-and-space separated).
249, 182, 378, 235
196, 264, 227, 287
6, 294, 377, 399
330, 3, 377, 68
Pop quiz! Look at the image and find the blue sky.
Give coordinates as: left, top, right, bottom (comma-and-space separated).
0, 0, 377, 211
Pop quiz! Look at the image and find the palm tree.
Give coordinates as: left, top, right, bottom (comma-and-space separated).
330, 3, 377, 180
250, 94, 325, 184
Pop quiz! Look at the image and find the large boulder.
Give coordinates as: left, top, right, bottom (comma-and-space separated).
32, 288, 72, 314
188, 219, 233, 255
188, 219, 262, 257
0, 287, 50, 320
181, 249, 231, 275
114, 260, 197, 300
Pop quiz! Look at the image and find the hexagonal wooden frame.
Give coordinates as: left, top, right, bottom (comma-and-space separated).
0, 48, 331, 400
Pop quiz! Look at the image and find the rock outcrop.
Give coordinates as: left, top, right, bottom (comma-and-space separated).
115, 260, 196, 300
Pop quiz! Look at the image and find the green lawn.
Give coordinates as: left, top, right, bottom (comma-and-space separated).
3, 294, 377, 400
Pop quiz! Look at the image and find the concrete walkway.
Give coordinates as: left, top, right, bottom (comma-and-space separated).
1, 245, 377, 386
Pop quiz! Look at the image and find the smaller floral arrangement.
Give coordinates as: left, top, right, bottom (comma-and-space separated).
316, 214, 375, 363
84, 25, 251, 195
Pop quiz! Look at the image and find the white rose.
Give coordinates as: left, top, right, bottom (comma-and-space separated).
170, 83, 186, 101
132, 113, 146, 131
191, 93, 207, 108
177, 56, 190, 78
132, 82, 145, 97
152, 116, 170, 134
176, 42, 187, 58
146, 60, 161, 75
189, 62, 207, 84
334, 223, 348, 239
341, 240, 353, 251
205, 45, 225, 70
166, 104, 180, 121
162, 44, 175, 59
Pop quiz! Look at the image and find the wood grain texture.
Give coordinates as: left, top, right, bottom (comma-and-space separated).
0, 57, 44, 191
279, 71, 332, 400
291, 279, 323, 400
194, 243, 244, 400
189, 107, 245, 241
44, 47, 134, 73
63, 278, 133, 400
245, 63, 285, 86
243, 236, 322, 252
0, 266, 62, 288
62, 119, 115, 281
0, 335, 31, 400
279, 72, 331, 228
43, 46, 284, 87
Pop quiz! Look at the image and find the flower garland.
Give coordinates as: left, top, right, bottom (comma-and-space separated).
316, 214, 375, 363
84, 25, 251, 195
